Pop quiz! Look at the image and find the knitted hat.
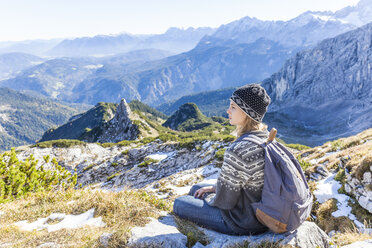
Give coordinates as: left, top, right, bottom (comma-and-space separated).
230, 84, 271, 123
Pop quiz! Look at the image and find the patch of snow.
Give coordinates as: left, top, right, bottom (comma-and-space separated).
314, 174, 364, 229
311, 14, 349, 24
0, 124, 5, 133
169, 184, 192, 196
84, 64, 103, 69
37, 242, 60, 248
200, 173, 218, 185
53, 81, 64, 90
340, 239, 372, 248
0, 113, 10, 122
310, 151, 337, 165
0, 243, 13, 247
0, 104, 12, 111
51, 91, 59, 98
146, 152, 175, 161
30, 61, 44, 65
14, 208, 105, 232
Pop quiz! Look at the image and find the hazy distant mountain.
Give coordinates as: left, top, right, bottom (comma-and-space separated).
0, 49, 172, 101
0, 87, 80, 150
67, 38, 295, 106
0, 53, 45, 80
2, 0, 372, 112
0, 39, 62, 56
47, 27, 215, 57
0, 57, 101, 99
53, 1, 372, 106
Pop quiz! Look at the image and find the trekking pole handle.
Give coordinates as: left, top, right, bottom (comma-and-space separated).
267, 128, 277, 144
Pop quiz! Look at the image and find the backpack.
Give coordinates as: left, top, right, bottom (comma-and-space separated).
239, 129, 313, 233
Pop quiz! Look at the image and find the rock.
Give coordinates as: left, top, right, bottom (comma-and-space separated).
358, 195, 372, 213
316, 165, 329, 177
363, 172, 372, 184
97, 99, 139, 143
99, 232, 113, 247
128, 215, 187, 248
345, 183, 352, 194
36, 243, 61, 248
128, 215, 332, 248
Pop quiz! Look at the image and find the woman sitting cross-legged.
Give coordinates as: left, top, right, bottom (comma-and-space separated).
173, 84, 271, 235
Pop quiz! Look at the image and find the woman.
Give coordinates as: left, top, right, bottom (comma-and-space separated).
173, 83, 271, 235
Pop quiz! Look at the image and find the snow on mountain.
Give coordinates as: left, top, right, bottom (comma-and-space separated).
334, 0, 372, 26
207, 0, 372, 48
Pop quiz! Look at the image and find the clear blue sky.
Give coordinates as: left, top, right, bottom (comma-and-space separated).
0, 0, 360, 41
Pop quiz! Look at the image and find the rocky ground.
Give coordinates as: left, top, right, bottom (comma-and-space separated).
7, 128, 372, 247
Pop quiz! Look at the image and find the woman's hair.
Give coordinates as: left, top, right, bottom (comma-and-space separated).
235, 115, 267, 137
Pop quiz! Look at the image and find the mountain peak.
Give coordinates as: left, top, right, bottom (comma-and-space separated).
96, 99, 138, 143
162, 103, 212, 131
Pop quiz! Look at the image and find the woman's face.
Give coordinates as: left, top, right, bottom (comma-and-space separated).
227, 100, 247, 126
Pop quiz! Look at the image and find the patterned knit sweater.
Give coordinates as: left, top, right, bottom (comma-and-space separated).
205, 130, 269, 234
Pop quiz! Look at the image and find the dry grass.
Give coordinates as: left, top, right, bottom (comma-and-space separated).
227, 239, 282, 248
332, 222, 372, 246
316, 199, 354, 233
0, 188, 172, 247
299, 129, 372, 173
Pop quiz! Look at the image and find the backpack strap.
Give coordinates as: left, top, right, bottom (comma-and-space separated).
266, 128, 277, 144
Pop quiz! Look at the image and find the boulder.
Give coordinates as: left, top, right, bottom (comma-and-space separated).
128, 215, 187, 248
128, 215, 332, 248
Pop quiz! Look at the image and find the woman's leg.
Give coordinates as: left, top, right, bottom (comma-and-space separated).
173, 188, 236, 235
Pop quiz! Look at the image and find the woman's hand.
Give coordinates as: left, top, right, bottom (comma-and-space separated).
194, 186, 216, 199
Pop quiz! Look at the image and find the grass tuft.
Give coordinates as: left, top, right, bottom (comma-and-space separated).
0, 188, 171, 247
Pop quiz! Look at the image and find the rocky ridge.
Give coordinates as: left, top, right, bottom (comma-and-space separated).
41, 99, 164, 143
95, 99, 139, 143
261, 21, 372, 146
12, 128, 372, 247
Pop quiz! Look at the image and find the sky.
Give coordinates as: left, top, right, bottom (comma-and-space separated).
0, 0, 360, 42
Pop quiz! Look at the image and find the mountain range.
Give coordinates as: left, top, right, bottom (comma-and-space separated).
47, 27, 216, 57
2, 1, 372, 108
0, 53, 45, 80
207, 0, 372, 47
0, 87, 80, 150
1, 0, 372, 148
261, 21, 372, 145
156, 21, 372, 146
